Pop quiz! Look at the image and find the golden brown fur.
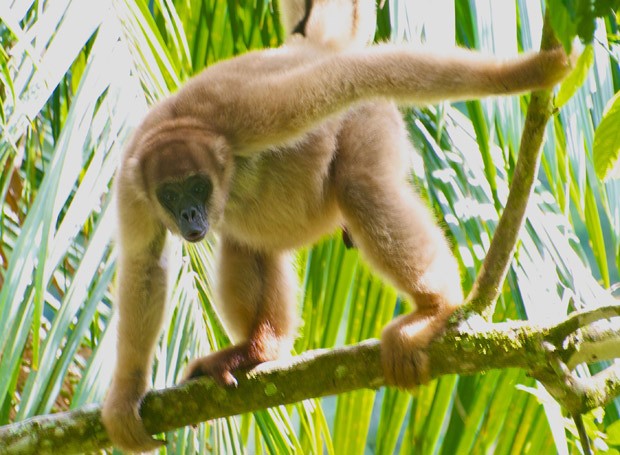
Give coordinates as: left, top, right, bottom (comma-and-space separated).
102, 0, 573, 451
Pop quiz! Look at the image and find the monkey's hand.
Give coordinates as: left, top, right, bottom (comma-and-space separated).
183, 343, 268, 387
102, 380, 165, 453
380, 306, 456, 389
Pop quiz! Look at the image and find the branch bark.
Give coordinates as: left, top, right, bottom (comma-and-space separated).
1, 305, 619, 454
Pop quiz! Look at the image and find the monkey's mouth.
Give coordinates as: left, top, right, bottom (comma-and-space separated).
183, 229, 207, 243
179, 214, 209, 243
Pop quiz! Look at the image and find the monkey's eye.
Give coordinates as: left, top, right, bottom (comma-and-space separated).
188, 178, 212, 199
192, 183, 205, 195
157, 187, 179, 206
163, 191, 177, 202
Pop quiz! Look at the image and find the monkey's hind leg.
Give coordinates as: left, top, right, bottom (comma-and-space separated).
183, 237, 298, 386
334, 102, 463, 389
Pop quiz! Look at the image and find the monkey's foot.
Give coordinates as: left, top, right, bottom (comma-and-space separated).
380, 308, 454, 389
102, 393, 165, 453
183, 344, 264, 387
538, 45, 578, 88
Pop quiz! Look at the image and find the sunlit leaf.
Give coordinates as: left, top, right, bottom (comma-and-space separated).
608, 419, 620, 445
547, 0, 578, 52
593, 90, 620, 180
556, 44, 594, 108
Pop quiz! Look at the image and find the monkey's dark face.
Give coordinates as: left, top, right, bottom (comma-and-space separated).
135, 127, 233, 241
156, 175, 213, 242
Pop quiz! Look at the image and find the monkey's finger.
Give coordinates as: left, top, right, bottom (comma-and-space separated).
142, 437, 167, 451
182, 358, 215, 382
383, 348, 407, 388
181, 366, 204, 383
213, 369, 239, 388
223, 370, 238, 387
398, 352, 417, 389
105, 414, 166, 452
398, 349, 430, 389
126, 434, 166, 452
398, 351, 418, 389
381, 336, 431, 389
181, 360, 239, 388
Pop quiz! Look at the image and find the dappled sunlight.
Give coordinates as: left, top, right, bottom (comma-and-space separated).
451, 197, 498, 223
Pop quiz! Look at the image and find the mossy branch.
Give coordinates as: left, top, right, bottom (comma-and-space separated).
464, 14, 562, 317
1, 304, 619, 454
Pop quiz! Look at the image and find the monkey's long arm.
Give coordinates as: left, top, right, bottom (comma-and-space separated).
186, 45, 571, 154
101, 176, 169, 452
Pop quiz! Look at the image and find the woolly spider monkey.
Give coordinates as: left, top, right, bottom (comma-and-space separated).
102, 0, 573, 451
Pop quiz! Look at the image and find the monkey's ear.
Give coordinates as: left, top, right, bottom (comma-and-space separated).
209, 135, 232, 172
118, 154, 150, 202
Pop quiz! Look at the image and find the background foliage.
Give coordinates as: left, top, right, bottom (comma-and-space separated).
0, 0, 619, 453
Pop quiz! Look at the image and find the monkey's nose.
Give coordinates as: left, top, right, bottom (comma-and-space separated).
181, 207, 199, 222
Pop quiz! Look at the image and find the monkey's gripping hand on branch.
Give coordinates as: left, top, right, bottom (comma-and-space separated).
381, 303, 461, 388
102, 377, 166, 453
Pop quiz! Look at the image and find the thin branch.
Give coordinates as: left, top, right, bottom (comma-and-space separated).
2, 311, 620, 454
541, 303, 620, 368
572, 413, 593, 455
464, 15, 561, 317
547, 303, 620, 344
534, 363, 620, 415
577, 364, 620, 413
565, 326, 620, 369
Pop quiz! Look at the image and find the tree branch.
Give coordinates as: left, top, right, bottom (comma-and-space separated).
533, 357, 620, 415
1, 306, 619, 454
548, 304, 620, 343
464, 14, 562, 317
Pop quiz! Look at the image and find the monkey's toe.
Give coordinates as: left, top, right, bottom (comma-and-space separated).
183, 356, 239, 387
